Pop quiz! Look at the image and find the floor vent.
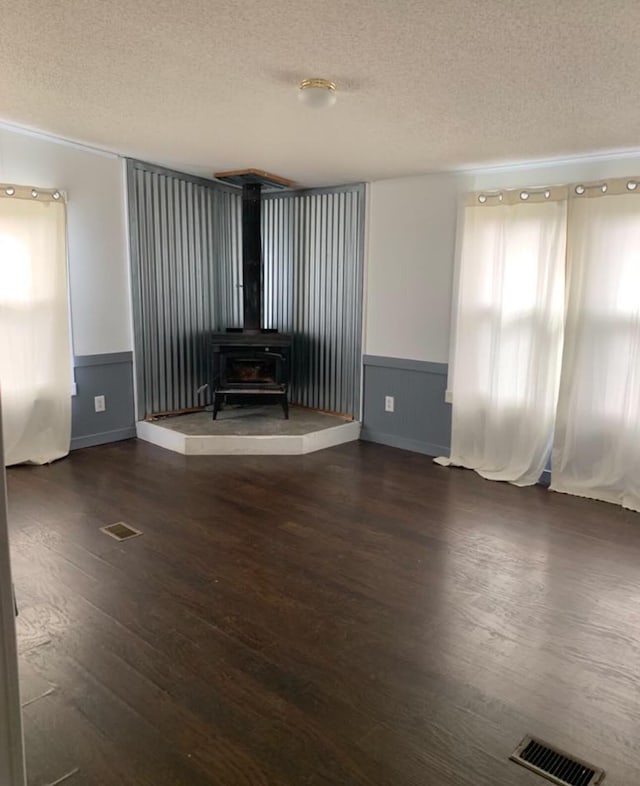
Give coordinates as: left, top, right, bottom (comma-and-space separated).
510, 735, 604, 786
100, 522, 142, 542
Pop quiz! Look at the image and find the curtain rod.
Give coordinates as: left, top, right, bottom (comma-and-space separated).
0, 183, 65, 203
469, 176, 640, 206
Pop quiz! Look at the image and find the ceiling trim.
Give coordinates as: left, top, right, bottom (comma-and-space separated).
4, 119, 640, 187
0, 119, 119, 159
455, 147, 640, 177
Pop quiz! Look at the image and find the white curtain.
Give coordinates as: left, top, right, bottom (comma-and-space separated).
0, 191, 71, 465
437, 193, 567, 485
552, 189, 640, 512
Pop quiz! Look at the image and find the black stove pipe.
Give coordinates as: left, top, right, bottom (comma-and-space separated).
241, 182, 262, 331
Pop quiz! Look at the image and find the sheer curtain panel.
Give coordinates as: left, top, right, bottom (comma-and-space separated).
437, 189, 567, 485
0, 186, 71, 465
552, 182, 640, 512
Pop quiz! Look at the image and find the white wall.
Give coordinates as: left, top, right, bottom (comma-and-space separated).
0, 127, 131, 356
365, 173, 461, 363
365, 152, 640, 364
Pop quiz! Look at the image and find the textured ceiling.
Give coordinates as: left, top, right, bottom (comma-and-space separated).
1, 0, 640, 186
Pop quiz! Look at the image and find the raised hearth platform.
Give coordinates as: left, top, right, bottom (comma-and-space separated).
136, 406, 361, 455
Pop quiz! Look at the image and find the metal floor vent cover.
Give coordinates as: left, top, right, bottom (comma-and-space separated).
510, 735, 605, 786
100, 522, 142, 542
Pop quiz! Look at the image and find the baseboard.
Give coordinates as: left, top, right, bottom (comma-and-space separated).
70, 426, 137, 450
360, 427, 449, 458
362, 425, 553, 485
539, 468, 552, 487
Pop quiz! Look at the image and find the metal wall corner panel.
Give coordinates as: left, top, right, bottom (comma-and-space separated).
127, 160, 242, 418
262, 185, 365, 416
128, 159, 364, 419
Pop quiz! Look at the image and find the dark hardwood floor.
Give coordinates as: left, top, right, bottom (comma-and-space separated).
6, 438, 640, 785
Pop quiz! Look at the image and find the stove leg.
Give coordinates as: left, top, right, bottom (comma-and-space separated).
212, 393, 220, 420
281, 396, 289, 420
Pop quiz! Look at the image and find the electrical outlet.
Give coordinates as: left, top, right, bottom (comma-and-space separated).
384, 395, 395, 413
94, 395, 106, 413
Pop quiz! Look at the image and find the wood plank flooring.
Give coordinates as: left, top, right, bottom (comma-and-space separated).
6, 438, 640, 785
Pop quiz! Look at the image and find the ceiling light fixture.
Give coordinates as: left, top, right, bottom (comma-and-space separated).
298, 78, 337, 110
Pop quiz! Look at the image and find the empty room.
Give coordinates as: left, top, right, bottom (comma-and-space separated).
1, 2, 639, 785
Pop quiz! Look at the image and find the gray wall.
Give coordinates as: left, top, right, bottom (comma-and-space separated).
360, 356, 555, 484
71, 353, 136, 450
361, 355, 451, 456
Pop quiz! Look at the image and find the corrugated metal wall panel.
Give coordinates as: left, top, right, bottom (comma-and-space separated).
263, 186, 365, 416
127, 161, 242, 418
214, 188, 243, 330
128, 160, 364, 419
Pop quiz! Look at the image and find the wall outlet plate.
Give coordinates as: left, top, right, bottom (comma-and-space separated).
385, 395, 395, 413
94, 395, 106, 412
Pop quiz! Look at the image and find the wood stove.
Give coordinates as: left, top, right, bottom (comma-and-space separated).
210, 170, 294, 419
209, 330, 291, 419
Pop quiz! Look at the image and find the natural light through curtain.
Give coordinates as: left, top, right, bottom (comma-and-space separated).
552, 185, 640, 512
437, 190, 567, 485
0, 187, 71, 465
